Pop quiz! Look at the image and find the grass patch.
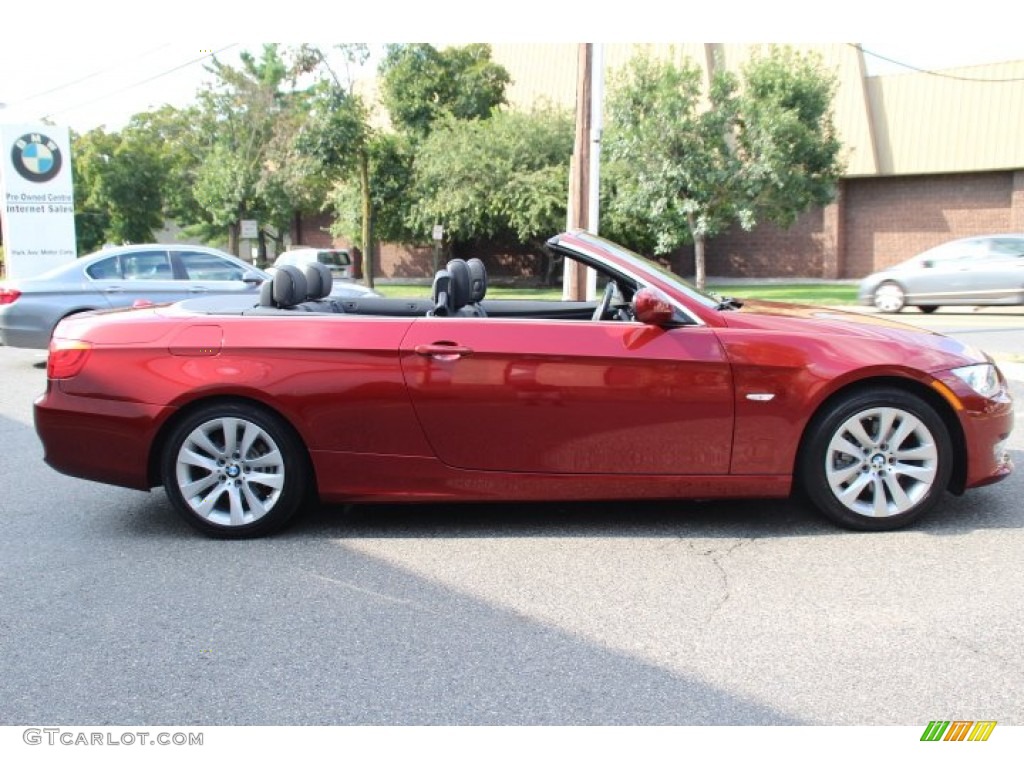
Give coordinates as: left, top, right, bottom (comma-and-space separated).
710, 283, 859, 305
374, 281, 860, 305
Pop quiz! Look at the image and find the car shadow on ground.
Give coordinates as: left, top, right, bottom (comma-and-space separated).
282, 450, 1024, 542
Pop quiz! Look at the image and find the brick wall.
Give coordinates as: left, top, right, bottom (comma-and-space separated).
842, 172, 1017, 277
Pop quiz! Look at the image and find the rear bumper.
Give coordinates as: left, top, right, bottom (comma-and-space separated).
34, 383, 172, 491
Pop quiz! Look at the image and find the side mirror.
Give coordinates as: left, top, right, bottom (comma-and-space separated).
632, 287, 676, 326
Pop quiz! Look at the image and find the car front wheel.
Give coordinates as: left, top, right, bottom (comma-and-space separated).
800, 388, 952, 530
873, 282, 906, 313
161, 402, 310, 538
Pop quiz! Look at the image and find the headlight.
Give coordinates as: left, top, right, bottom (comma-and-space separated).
950, 363, 1002, 398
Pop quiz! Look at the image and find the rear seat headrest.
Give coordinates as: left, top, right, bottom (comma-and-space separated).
467, 258, 487, 303
304, 262, 332, 300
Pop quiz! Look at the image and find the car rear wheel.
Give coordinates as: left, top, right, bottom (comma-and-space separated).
161, 402, 310, 538
873, 282, 906, 313
918, 305, 939, 314
800, 388, 952, 530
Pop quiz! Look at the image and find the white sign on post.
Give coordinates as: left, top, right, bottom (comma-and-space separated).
240, 219, 259, 239
0, 124, 77, 279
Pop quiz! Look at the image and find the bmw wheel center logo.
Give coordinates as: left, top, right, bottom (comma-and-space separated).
11, 133, 63, 183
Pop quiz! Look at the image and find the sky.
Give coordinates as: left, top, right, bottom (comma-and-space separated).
1, 2, 1020, 134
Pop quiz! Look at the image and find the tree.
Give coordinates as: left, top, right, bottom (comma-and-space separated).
125, 105, 213, 242
379, 44, 511, 138
409, 108, 574, 282
326, 132, 416, 255
72, 126, 167, 253
293, 44, 380, 286
189, 44, 311, 261
603, 47, 844, 288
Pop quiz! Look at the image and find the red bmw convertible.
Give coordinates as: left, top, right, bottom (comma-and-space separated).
34, 232, 1014, 538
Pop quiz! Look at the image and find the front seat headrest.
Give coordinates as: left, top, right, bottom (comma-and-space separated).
272, 265, 308, 308
446, 258, 472, 312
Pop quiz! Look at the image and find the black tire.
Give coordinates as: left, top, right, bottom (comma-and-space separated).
918, 305, 939, 314
161, 401, 311, 538
799, 388, 952, 531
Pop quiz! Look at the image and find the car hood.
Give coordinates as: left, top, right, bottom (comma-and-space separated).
718, 299, 989, 369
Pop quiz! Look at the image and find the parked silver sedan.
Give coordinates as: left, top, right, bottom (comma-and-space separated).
858, 234, 1024, 313
0, 244, 377, 349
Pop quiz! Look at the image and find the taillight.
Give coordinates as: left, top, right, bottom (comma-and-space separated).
0, 287, 21, 305
47, 339, 93, 379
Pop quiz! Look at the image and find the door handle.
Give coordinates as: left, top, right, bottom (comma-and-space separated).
414, 342, 473, 360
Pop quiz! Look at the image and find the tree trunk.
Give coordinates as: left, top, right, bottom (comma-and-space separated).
688, 212, 707, 290
359, 149, 374, 289
694, 236, 707, 291
256, 228, 268, 268
228, 222, 239, 258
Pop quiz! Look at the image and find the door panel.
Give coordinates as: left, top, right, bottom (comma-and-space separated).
400, 318, 734, 475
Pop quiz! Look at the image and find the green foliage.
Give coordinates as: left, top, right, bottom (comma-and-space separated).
71, 126, 166, 252
603, 46, 845, 285
408, 108, 574, 246
186, 44, 317, 253
328, 132, 416, 246
379, 44, 511, 137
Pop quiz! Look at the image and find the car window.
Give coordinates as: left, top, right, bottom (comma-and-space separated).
988, 238, 1024, 258
318, 251, 351, 266
85, 255, 122, 280
122, 252, 173, 280
177, 251, 246, 281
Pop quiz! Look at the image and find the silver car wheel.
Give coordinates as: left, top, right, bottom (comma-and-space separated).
824, 406, 939, 518
873, 282, 905, 313
174, 416, 285, 528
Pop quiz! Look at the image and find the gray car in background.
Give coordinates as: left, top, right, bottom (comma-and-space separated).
858, 234, 1024, 313
0, 244, 377, 349
270, 247, 353, 281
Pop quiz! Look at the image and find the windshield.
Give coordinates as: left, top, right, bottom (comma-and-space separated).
568, 232, 722, 309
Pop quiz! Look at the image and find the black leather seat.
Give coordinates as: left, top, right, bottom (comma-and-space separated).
429, 258, 488, 317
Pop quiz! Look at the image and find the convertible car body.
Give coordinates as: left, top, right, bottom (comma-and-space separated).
34, 232, 1014, 537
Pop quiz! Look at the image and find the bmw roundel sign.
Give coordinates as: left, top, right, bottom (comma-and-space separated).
11, 133, 64, 183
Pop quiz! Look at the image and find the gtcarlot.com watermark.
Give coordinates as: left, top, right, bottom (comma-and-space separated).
23, 728, 203, 747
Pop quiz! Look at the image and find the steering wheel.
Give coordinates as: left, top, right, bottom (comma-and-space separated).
592, 280, 616, 321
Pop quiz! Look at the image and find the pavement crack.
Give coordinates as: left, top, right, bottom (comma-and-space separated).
296, 568, 439, 614
684, 538, 752, 624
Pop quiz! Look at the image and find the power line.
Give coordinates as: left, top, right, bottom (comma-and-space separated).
40, 44, 239, 122
10, 45, 174, 105
854, 44, 1024, 83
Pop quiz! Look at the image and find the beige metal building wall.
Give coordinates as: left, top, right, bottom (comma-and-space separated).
864, 61, 1024, 176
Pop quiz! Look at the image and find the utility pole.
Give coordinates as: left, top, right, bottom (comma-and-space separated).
564, 43, 598, 301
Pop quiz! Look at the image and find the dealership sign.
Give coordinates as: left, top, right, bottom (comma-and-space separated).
0, 124, 77, 279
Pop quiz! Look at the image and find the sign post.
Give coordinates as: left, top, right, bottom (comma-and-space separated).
432, 224, 444, 274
